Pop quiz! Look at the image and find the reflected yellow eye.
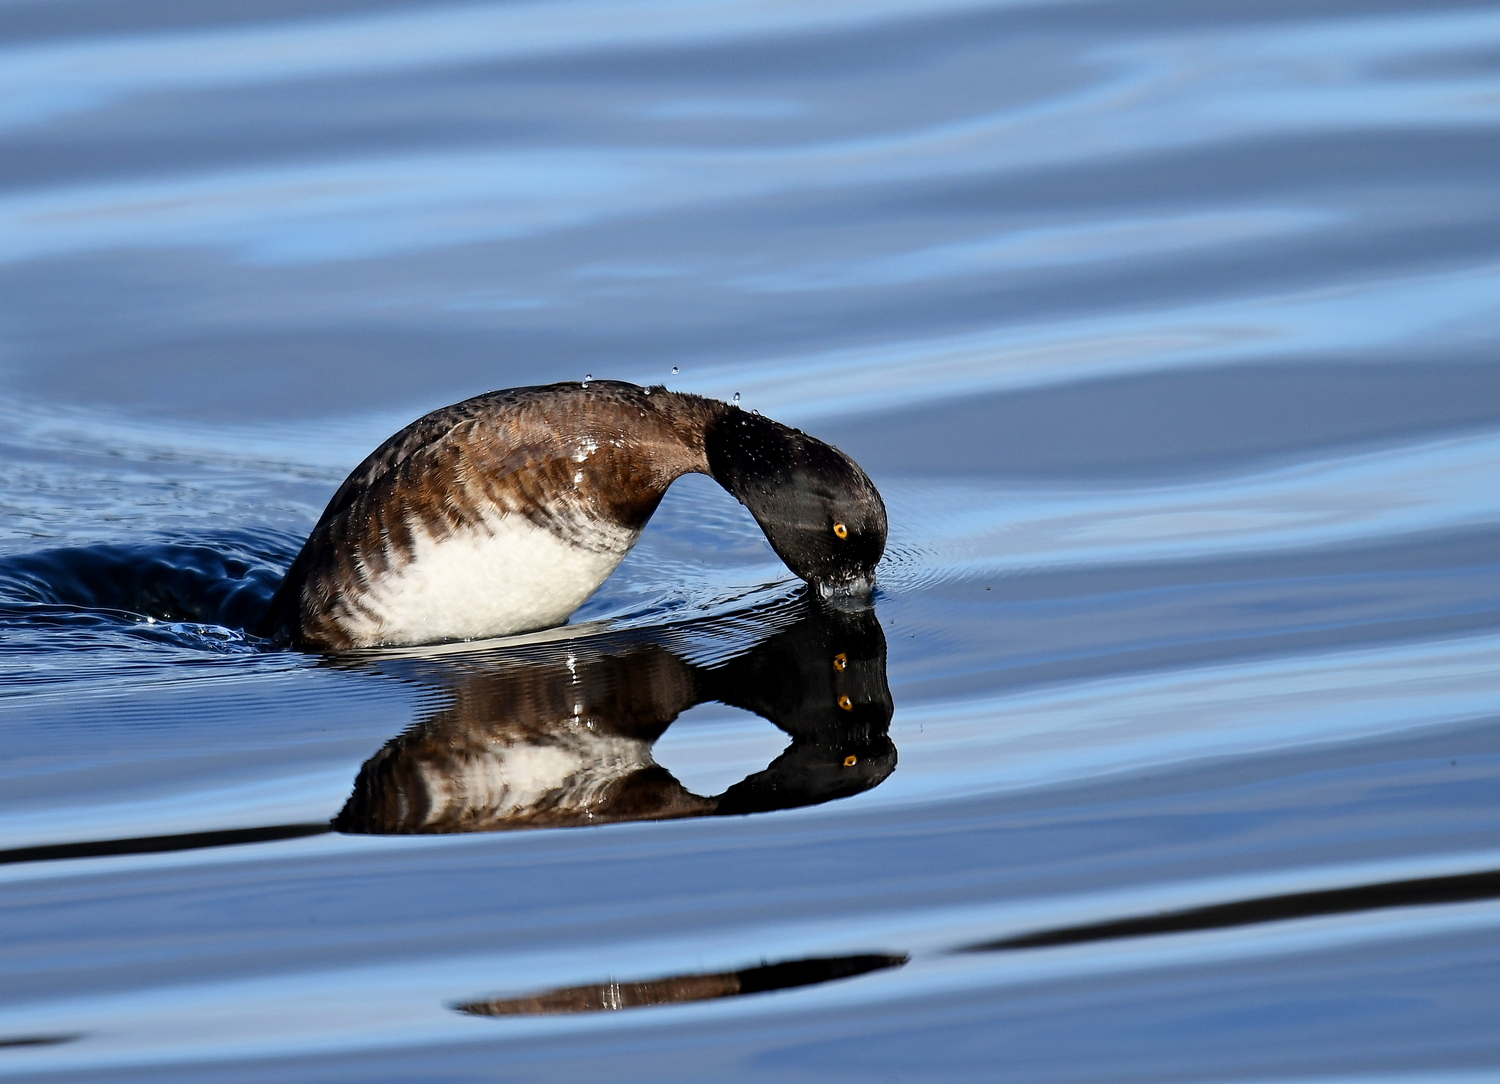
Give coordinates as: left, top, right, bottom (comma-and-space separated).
837, 695, 853, 711
833, 652, 847, 672
843, 755, 858, 767
833, 522, 848, 539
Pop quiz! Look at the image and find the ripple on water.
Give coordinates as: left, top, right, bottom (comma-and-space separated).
5, 0, 1500, 1078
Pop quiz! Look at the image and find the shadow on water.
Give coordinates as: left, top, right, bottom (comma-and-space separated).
0, 593, 895, 861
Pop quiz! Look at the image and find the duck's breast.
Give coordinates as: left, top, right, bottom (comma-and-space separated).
339, 511, 637, 647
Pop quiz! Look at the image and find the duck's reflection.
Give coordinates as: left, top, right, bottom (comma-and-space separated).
333, 598, 894, 834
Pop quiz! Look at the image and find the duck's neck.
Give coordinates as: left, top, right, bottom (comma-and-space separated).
640, 388, 728, 484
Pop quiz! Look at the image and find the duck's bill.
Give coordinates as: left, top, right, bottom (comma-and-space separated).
814, 575, 876, 603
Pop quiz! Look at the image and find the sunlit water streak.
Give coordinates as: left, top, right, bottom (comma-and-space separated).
682, 263, 1500, 423
884, 428, 1500, 581
6, 8, 1500, 264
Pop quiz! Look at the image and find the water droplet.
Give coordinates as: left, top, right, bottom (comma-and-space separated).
671, 366, 679, 374
732, 392, 741, 405
752, 409, 760, 415
582, 374, 592, 386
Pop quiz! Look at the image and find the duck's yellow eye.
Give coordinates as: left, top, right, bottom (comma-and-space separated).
833, 522, 848, 539
837, 695, 853, 711
833, 652, 847, 672
843, 755, 858, 767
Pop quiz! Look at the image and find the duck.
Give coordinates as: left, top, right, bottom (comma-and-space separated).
257, 380, 886, 650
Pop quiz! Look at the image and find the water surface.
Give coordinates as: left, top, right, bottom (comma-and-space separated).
3, 0, 1500, 1079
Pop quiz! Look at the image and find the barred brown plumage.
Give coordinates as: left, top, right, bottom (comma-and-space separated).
258, 380, 886, 650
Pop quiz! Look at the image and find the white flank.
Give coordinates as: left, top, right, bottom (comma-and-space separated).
343, 512, 635, 647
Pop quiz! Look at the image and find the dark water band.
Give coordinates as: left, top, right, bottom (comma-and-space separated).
0, 1035, 82, 1050
962, 867, 1500, 953
455, 953, 908, 1017
0, 823, 332, 865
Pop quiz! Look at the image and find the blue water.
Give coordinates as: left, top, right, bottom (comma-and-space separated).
3, 0, 1500, 1079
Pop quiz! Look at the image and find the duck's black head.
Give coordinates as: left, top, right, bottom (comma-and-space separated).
705, 408, 886, 596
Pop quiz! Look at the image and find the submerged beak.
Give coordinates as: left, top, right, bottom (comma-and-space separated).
815, 574, 876, 604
